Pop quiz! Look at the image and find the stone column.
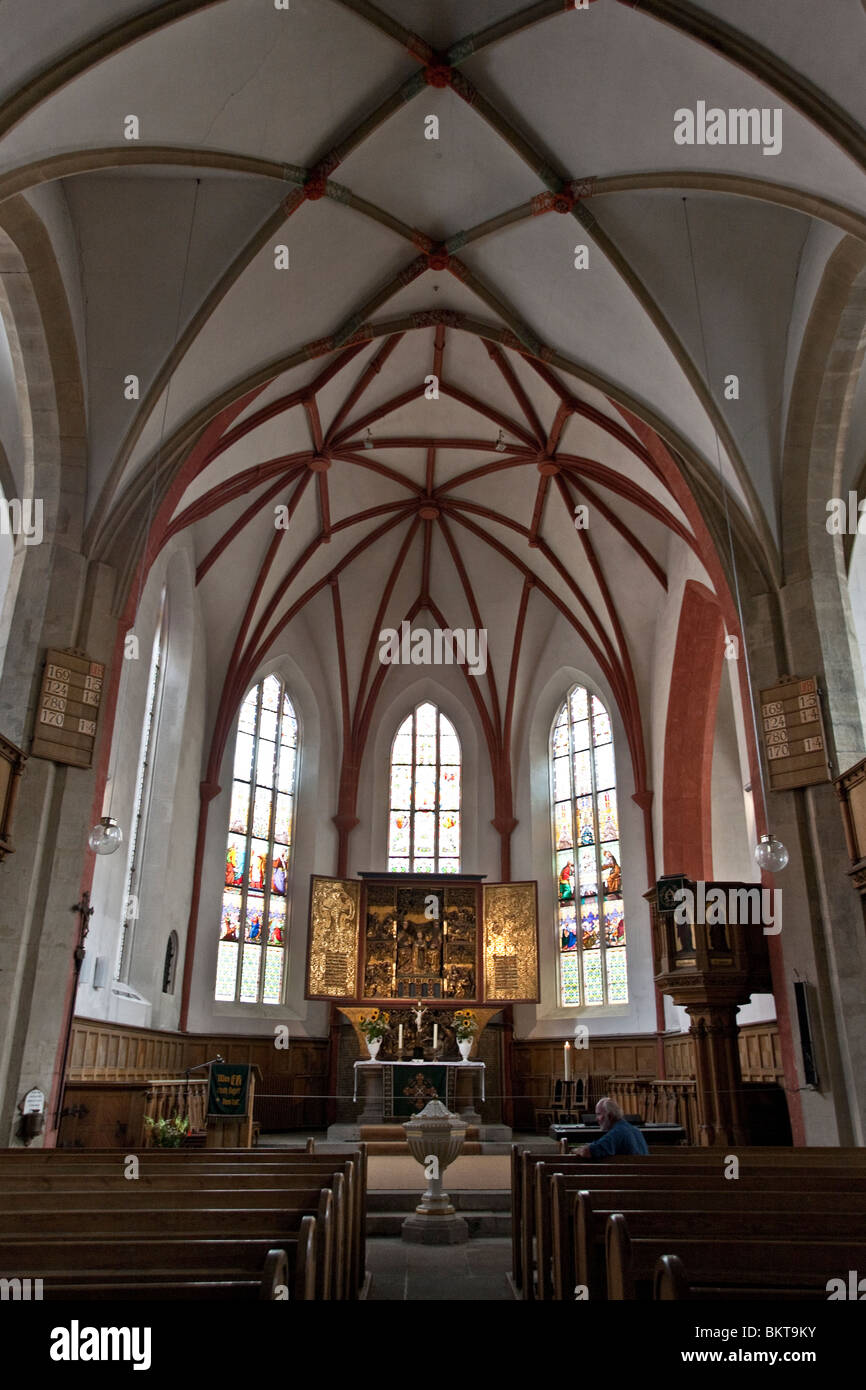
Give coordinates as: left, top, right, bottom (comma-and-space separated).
686, 1005, 749, 1146
744, 587, 866, 1144
454, 1064, 481, 1125
0, 195, 95, 1146
0, 562, 117, 1145
774, 236, 866, 1144
356, 1063, 384, 1126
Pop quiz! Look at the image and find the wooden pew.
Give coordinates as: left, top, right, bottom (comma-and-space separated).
522, 1151, 866, 1300
566, 1184, 866, 1301
0, 1229, 317, 1300
0, 1145, 369, 1279
0, 1150, 362, 1300
606, 1213, 866, 1300
0, 1191, 336, 1300
1, 1189, 358, 1295
0, 1166, 352, 1299
518, 1150, 744, 1298
522, 1153, 743, 1301
0, 1145, 369, 1295
605, 1208, 866, 1300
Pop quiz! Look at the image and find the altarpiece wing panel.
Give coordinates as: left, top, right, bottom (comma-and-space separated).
482, 881, 539, 1003
306, 875, 361, 1000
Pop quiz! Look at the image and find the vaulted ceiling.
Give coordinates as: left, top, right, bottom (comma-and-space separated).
3, 0, 866, 803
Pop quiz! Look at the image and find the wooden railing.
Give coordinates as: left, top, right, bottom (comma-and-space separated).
142, 1078, 208, 1145
609, 1078, 698, 1144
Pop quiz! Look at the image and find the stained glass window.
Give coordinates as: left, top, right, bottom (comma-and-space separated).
215, 676, 299, 1003
388, 701, 461, 873
551, 687, 627, 1007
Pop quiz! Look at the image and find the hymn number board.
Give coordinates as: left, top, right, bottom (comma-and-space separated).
31, 649, 105, 769
305, 872, 539, 1005
759, 676, 831, 792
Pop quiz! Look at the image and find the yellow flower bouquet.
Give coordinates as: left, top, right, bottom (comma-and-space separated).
358, 1008, 390, 1041
453, 1009, 478, 1042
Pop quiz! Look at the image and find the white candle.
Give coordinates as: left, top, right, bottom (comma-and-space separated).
432, 1023, 438, 1050
398, 1024, 403, 1050
564, 1040, 571, 1081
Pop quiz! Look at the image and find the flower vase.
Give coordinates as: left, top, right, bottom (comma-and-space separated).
366, 1037, 381, 1061
457, 1039, 473, 1062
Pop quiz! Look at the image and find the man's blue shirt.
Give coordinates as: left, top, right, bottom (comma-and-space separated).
587, 1119, 649, 1159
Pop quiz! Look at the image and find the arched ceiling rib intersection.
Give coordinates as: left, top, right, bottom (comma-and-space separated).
164, 321, 694, 823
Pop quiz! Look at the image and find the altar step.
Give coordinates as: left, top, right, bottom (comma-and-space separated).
364, 1142, 483, 1156
361, 1124, 483, 1157
366, 1188, 511, 1238
360, 1125, 481, 1142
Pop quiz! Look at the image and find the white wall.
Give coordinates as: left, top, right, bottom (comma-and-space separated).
188, 621, 332, 1040
75, 540, 204, 1029
513, 657, 658, 1040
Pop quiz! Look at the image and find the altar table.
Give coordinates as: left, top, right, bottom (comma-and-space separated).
353, 1060, 485, 1125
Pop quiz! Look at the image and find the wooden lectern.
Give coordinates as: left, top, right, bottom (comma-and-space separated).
205, 1063, 262, 1148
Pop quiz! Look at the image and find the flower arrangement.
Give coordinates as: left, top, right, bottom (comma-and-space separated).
144, 1114, 190, 1148
358, 1008, 389, 1041
453, 1009, 478, 1042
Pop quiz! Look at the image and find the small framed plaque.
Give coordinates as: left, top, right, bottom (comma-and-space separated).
31, 648, 105, 769
759, 675, 831, 792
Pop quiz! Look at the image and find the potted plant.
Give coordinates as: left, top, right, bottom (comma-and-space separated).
144, 1114, 190, 1148
453, 1009, 478, 1061
358, 1008, 389, 1060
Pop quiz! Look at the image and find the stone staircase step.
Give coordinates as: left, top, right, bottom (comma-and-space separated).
360, 1125, 481, 1143
365, 1140, 484, 1157
367, 1188, 511, 1213
367, 1210, 511, 1238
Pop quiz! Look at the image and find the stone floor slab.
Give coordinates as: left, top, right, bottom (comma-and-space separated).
366, 1237, 514, 1301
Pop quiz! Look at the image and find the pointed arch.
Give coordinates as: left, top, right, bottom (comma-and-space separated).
551, 683, 627, 1008
215, 674, 299, 1003
387, 699, 461, 873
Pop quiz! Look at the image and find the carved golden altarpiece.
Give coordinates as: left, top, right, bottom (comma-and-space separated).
305, 872, 539, 1009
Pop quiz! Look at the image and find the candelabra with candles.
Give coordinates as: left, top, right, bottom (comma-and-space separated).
393, 1004, 443, 1060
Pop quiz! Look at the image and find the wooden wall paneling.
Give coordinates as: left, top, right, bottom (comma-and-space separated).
58, 1083, 148, 1149
663, 1033, 696, 1079
67, 1019, 331, 1132
737, 1021, 784, 1084
65, 1018, 779, 1135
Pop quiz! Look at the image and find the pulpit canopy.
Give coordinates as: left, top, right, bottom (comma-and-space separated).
646, 876, 773, 1006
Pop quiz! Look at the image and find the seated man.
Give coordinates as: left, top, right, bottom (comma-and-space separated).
575, 1097, 649, 1159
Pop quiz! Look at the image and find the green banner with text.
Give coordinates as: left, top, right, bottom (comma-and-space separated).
208, 1062, 251, 1117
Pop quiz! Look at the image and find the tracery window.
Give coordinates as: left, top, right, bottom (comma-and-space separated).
115, 590, 166, 981
215, 675, 298, 1003
388, 701, 461, 873
551, 685, 627, 1007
